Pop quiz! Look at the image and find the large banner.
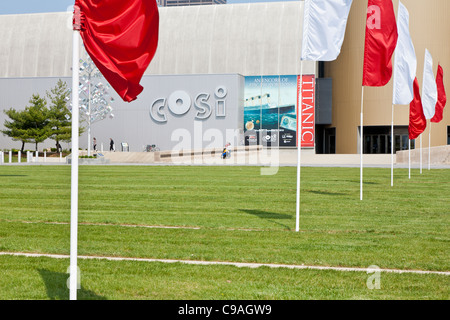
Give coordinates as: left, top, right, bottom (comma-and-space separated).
297, 74, 316, 148
244, 75, 315, 148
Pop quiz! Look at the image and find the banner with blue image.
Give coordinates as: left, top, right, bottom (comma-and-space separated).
244, 75, 297, 147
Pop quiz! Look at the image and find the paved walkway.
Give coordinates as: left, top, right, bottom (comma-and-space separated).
2, 148, 449, 168
88, 149, 396, 167
104, 148, 450, 168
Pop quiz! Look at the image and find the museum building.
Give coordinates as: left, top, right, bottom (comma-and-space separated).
0, 0, 448, 154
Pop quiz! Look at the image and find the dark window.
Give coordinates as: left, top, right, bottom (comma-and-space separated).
448, 127, 450, 145
325, 127, 336, 154
362, 126, 411, 154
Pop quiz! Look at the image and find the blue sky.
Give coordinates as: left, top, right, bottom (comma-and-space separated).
0, 0, 299, 15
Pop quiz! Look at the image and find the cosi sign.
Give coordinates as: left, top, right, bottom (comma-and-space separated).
150, 86, 228, 123
297, 75, 315, 148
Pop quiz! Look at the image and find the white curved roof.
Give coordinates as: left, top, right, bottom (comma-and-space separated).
0, 12, 73, 78
0, 1, 313, 78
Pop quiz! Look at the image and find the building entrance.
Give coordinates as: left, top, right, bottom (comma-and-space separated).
361, 126, 415, 154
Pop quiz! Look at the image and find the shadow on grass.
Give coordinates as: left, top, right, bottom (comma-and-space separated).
0, 175, 27, 177
307, 190, 347, 196
240, 209, 292, 230
38, 269, 107, 300
329, 179, 379, 185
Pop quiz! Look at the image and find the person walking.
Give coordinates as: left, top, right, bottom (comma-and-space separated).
93, 137, 97, 152
110, 138, 115, 151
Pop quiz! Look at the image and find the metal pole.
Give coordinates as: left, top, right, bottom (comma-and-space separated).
360, 86, 364, 201
420, 135, 422, 174
69, 18, 80, 301
428, 123, 431, 170
408, 139, 411, 179
87, 77, 91, 157
391, 104, 394, 186
296, 61, 303, 232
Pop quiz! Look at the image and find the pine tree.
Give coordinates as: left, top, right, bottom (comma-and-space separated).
23, 94, 52, 151
1, 108, 31, 152
47, 80, 72, 151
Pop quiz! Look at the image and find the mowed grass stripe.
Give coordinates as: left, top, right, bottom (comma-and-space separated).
0, 219, 447, 272
2, 252, 449, 276
0, 165, 448, 299
0, 167, 448, 269
0, 166, 448, 229
1, 219, 202, 230
0, 254, 448, 300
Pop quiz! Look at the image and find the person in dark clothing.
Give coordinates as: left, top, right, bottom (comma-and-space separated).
110, 138, 115, 151
221, 142, 231, 159
221, 147, 227, 159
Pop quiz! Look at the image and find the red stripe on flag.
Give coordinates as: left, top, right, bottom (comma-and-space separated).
75, 0, 159, 102
431, 65, 447, 123
409, 77, 427, 140
362, 0, 398, 87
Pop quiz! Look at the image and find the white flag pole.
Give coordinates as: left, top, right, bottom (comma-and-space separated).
420, 134, 422, 174
391, 104, 394, 186
391, 44, 396, 188
70, 7, 81, 301
408, 139, 411, 179
295, 61, 303, 232
360, 86, 364, 200
428, 122, 431, 170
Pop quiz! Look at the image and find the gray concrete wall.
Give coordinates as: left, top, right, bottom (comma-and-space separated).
0, 2, 315, 78
94, 74, 245, 152
0, 74, 245, 152
0, 1, 315, 152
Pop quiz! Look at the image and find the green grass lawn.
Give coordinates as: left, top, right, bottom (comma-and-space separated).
0, 165, 448, 299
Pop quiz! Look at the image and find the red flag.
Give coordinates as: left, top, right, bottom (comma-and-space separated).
362, 0, 398, 86
431, 65, 447, 123
74, 0, 159, 102
409, 77, 427, 140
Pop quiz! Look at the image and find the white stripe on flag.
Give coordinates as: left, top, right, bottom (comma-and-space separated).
393, 1, 416, 105
422, 49, 438, 119
301, 0, 353, 61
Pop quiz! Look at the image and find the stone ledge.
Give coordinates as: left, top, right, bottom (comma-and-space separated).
66, 157, 110, 165
396, 145, 450, 164
159, 145, 263, 159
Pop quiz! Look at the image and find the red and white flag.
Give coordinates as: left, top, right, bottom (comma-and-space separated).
431, 65, 447, 123
74, 0, 159, 102
409, 77, 427, 140
421, 49, 438, 119
362, 0, 398, 87
392, 1, 416, 105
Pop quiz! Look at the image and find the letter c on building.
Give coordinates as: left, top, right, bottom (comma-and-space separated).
150, 98, 167, 123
